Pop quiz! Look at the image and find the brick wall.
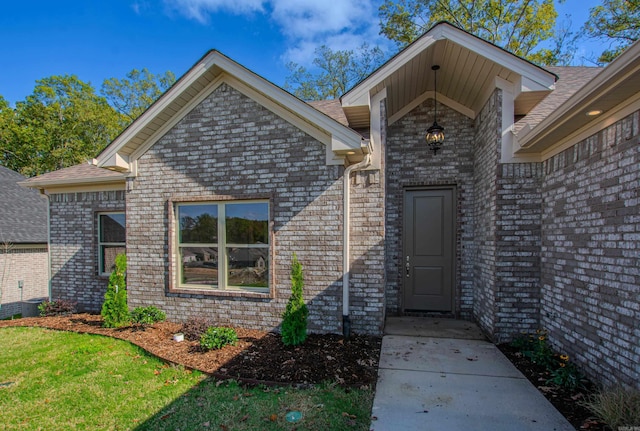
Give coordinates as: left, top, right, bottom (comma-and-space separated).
495, 163, 542, 340
541, 110, 640, 389
49, 191, 125, 312
384, 97, 475, 317
471, 90, 544, 342
0, 246, 49, 319
472, 90, 501, 334
126, 83, 385, 335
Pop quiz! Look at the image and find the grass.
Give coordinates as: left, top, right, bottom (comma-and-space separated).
581, 386, 640, 429
0, 327, 373, 431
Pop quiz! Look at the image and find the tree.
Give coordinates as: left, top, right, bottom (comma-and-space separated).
101, 68, 176, 122
101, 253, 129, 328
281, 253, 308, 346
583, 0, 640, 63
0, 76, 124, 176
284, 44, 386, 100
378, 0, 566, 64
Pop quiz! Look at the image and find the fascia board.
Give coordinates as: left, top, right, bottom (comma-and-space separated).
129, 74, 227, 161
341, 32, 441, 108
106, 50, 361, 168
517, 42, 640, 150
20, 176, 125, 190
97, 60, 211, 168
439, 25, 556, 90
214, 55, 363, 152
388, 91, 476, 125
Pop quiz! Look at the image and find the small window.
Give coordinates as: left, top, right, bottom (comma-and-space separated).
98, 212, 126, 275
176, 201, 269, 292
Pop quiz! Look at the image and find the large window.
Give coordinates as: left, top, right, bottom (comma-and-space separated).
98, 212, 125, 275
176, 201, 269, 292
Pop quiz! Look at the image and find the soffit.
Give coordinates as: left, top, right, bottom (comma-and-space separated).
342, 22, 556, 128
97, 52, 365, 170
515, 41, 640, 155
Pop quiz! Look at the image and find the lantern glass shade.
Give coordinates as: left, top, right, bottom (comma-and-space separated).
425, 121, 445, 154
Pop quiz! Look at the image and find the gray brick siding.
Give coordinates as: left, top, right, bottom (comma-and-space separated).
472, 90, 501, 334
126, 83, 385, 335
384, 97, 475, 317
541, 110, 640, 389
0, 246, 49, 319
48, 191, 125, 312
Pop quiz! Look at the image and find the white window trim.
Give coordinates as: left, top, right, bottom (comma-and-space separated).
98, 212, 126, 276
176, 200, 270, 292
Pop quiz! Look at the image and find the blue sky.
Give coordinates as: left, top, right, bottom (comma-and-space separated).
0, 0, 606, 106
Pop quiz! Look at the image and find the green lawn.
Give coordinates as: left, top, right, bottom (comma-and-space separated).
0, 327, 374, 430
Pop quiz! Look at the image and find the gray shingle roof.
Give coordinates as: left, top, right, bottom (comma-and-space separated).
515, 66, 603, 134
20, 163, 126, 186
0, 166, 48, 244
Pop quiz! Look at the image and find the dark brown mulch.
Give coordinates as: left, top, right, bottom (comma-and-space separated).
0, 314, 381, 388
498, 344, 609, 431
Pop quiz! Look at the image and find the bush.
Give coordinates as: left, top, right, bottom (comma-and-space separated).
200, 327, 238, 351
130, 306, 166, 325
281, 253, 308, 346
581, 386, 640, 429
180, 317, 214, 341
101, 254, 130, 328
38, 298, 77, 317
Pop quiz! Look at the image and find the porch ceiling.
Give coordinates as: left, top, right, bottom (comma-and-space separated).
342, 22, 557, 129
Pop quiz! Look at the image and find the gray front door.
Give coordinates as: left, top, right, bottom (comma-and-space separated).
403, 188, 455, 312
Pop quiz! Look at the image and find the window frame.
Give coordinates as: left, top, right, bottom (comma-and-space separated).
97, 211, 126, 276
174, 199, 271, 294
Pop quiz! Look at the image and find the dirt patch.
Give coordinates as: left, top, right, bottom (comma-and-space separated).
0, 314, 381, 388
498, 344, 608, 430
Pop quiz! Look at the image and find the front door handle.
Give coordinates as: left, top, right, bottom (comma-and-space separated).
406, 256, 410, 278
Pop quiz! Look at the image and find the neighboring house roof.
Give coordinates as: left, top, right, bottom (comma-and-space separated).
20, 162, 126, 192
0, 166, 47, 244
514, 40, 640, 157
96, 50, 367, 173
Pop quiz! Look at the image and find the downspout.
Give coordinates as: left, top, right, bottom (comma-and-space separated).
343, 142, 372, 338
43, 190, 52, 302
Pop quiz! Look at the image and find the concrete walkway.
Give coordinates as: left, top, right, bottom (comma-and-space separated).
371, 317, 574, 431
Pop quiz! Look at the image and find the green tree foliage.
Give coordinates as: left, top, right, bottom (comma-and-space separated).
0, 76, 124, 176
101, 254, 130, 328
378, 0, 567, 64
281, 253, 308, 346
583, 0, 640, 63
284, 44, 386, 100
101, 68, 176, 122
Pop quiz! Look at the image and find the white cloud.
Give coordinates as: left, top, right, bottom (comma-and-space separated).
164, 0, 387, 67
164, 0, 266, 23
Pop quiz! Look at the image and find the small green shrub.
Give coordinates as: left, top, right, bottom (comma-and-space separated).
200, 327, 238, 351
130, 306, 166, 325
512, 330, 586, 390
547, 354, 584, 390
38, 298, 77, 317
581, 386, 640, 429
101, 254, 130, 328
180, 317, 214, 341
511, 330, 555, 368
281, 253, 308, 346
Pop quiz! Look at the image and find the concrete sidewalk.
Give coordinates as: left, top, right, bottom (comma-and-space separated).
370, 318, 574, 431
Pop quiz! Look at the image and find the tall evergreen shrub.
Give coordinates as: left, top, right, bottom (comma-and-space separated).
101, 254, 130, 328
281, 253, 308, 346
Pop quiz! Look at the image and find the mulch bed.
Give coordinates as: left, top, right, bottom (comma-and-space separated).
498, 344, 608, 430
2, 314, 610, 428
0, 314, 381, 388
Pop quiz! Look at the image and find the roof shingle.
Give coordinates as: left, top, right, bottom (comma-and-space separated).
0, 166, 48, 244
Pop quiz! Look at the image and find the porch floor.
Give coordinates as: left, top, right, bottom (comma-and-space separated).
384, 316, 486, 340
